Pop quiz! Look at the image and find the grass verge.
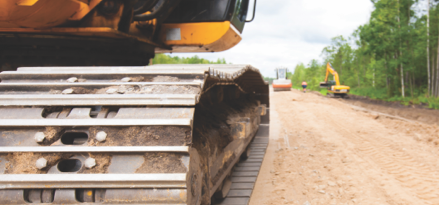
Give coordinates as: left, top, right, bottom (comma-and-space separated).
288, 85, 439, 110
350, 87, 439, 110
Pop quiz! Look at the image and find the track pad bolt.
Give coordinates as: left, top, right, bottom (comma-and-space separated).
67, 77, 78, 83
36, 158, 47, 169
96, 131, 107, 142
85, 158, 96, 169
34, 132, 46, 143
121, 77, 132, 82
62, 88, 74, 94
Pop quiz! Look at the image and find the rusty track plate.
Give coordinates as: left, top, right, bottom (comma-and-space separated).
213, 123, 269, 205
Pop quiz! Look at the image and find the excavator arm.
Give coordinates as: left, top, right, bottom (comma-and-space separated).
320, 62, 340, 88
323, 62, 340, 86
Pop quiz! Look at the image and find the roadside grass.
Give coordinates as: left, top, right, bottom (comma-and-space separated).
292, 85, 328, 95
292, 85, 305, 92
350, 87, 387, 100
289, 84, 439, 110
350, 87, 439, 110
419, 96, 439, 109
319, 89, 328, 96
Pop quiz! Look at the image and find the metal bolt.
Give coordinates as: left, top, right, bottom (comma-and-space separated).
67, 77, 78, 83
121, 77, 132, 82
96, 131, 107, 142
62, 88, 74, 94
34, 132, 46, 143
84, 158, 96, 169
36, 158, 47, 169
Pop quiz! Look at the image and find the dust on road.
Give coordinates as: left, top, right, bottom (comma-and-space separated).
250, 88, 439, 205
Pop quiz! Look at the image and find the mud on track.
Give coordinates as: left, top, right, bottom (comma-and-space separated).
250, 88, 439, 205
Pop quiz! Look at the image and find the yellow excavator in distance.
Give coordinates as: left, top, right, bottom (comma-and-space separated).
319, 62, 350, 98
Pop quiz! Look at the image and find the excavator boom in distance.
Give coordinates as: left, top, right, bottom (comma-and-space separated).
319, 62, 350, 98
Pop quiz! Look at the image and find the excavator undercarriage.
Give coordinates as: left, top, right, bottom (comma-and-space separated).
0, 1, 266, 204
0, 64, 269, 204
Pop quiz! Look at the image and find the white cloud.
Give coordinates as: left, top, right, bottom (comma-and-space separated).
168, 0, 373, 77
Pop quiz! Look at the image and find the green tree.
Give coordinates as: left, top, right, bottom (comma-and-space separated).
295, 0, 439, 108
152, 54, 227, 64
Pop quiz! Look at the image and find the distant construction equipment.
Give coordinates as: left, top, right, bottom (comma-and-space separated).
273, 67, 292, 91
319, 62, 350, 98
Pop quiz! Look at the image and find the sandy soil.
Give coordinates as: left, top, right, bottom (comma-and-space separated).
250, 88, 439, 205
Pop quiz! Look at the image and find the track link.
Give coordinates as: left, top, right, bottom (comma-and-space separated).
0, 64, 268, 205
213, 122, 269, 205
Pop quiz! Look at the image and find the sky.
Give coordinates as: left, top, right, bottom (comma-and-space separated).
169, 0, 374, 77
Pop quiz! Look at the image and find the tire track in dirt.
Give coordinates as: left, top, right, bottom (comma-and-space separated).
257, 90, 390, 204
317, 92, 439, 203
325, 111, 439, 204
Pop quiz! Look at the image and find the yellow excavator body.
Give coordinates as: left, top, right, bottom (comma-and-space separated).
0, 0, 254, 70
319, 62, 350, 97
0, 0, 102, 28
156, 21, 242, 53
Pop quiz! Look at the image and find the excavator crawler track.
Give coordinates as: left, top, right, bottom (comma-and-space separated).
0, 64, 269, 205
212, 122, 269, 205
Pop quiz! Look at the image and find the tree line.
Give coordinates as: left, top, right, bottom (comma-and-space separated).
153, 54, 227, 64
290, 0, 439, 108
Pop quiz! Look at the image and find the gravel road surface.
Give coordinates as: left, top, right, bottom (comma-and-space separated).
249, 88, 439, 205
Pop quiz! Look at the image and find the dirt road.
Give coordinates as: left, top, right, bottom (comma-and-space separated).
249, 88, 439, 205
